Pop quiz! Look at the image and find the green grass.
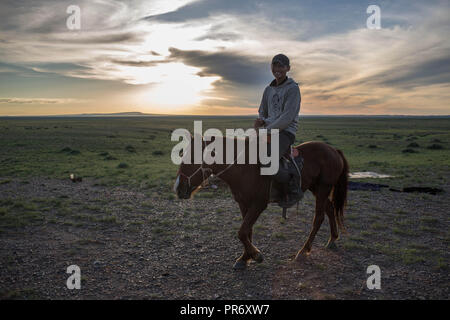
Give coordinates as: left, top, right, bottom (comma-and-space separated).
0, 199, 45, 230
401, 248, 426, 264
0, 288, 41, 300
0, 116, 448, 191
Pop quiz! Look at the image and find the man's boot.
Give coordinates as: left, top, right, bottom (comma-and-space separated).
279, 174, 303, 208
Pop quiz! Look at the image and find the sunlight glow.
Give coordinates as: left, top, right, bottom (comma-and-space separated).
133, 62, 220, 111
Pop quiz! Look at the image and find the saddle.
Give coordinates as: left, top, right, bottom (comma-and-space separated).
269, 146, 304, 217
285, 146, 300, 159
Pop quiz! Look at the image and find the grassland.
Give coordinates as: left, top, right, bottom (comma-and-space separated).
0, 116, 449, 299
0, 116, 448, 189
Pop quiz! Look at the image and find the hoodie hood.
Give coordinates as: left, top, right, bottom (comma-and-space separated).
269, 76, 295, 88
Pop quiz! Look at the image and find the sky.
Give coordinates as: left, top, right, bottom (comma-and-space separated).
0, 0, 449, 116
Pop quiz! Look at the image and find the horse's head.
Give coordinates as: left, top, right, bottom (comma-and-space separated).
173, 134, 212, 199
174, 163, 212, 199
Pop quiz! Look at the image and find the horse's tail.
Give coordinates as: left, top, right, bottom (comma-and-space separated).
333, 149, 349, 233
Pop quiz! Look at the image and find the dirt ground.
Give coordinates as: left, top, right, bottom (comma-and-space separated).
0, 177, 448, 300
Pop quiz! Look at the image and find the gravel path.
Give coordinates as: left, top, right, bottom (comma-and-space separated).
0, 177, 448, 299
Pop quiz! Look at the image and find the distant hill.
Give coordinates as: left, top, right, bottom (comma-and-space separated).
0, 112, 165, 117
1, 112, 448, 118
73, 112, 163, 117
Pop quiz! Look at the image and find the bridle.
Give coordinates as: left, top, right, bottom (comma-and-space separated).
177, 139, 245, 191
177, 139, 212, 190
178, 163, 213, 190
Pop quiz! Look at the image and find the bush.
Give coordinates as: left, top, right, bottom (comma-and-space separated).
368, 145, 377, 149
104, 155, 117, 161
407, 142, 420, 148
60, 147, 72, 153
152, 150, 164, 156
427, 144, 443, 150
125, 145, 136, 153
402, 148, 417, 153
117, 162, 129, 169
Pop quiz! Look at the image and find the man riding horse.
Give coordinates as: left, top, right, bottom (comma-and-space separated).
174, 54, 348, 269
255, 53, 302, 208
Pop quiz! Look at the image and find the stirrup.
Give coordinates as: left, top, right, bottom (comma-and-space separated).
278, 193, 300, 208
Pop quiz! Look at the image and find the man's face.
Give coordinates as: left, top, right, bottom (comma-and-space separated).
271, 62, 290, 81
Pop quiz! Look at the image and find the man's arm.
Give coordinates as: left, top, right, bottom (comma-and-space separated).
258, 87, 268, 121
265, 86, 301, 131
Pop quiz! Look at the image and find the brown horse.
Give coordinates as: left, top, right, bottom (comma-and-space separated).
174, 135, 349, 269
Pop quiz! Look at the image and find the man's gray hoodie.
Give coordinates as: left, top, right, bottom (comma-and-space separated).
258, 77, 301, 137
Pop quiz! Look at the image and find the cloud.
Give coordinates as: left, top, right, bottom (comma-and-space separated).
167, 47, 270, 86
0, 0, 449, 115
366, 56, 450, 89
51, 32, 143, 45
0, 98, 85, 104
194, 32, 242, 42
142, 0, 259, 23
110, 59, 165, 67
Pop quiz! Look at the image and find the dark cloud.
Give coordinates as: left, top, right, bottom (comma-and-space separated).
52, 32, 143, 45
142, 0, 260, 23
381, 56, 450, 88
167, 47, 271, 86
32, 63, 91, 72
359, 56, 450, 89
106, 47, 273, 87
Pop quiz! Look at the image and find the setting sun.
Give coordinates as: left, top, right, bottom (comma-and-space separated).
132, 62, 220, 112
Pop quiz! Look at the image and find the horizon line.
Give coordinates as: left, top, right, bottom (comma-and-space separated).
1, 112, 450, 118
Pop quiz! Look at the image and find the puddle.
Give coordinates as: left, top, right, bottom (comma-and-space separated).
349, 182, 444, 194
349, 171, 393, 179
349, 181, 388, 191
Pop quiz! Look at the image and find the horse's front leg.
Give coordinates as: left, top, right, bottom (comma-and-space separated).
233, 203, 265, 270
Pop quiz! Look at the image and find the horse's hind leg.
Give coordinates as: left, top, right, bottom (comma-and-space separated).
234, 202, 251, 268
295, 185, 330, 262
325, 199, 339, 249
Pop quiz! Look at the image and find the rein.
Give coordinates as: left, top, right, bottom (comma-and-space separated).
178, 164, 212, 189
178, 141, 245, 189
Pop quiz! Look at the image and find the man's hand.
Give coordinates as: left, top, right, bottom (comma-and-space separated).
254, 118, 265, 130
257, 130, 271, 144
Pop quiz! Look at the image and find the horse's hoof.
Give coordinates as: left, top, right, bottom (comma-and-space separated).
294, 252, 308, 263
233, 260, 248, 270
253, 252, 264, 263
325, 242, 337, 250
